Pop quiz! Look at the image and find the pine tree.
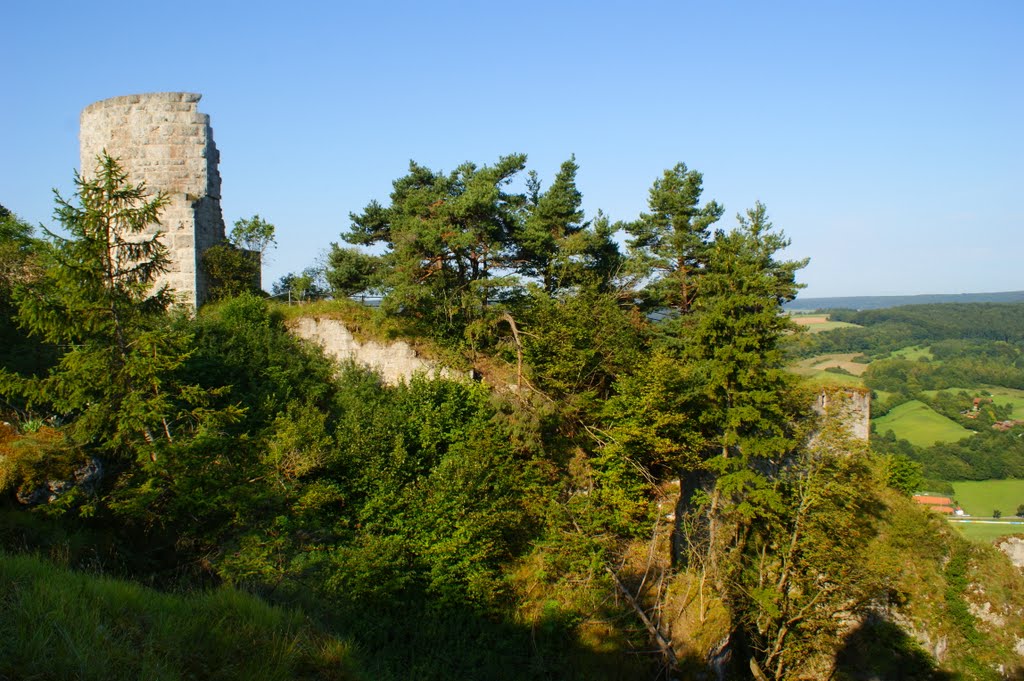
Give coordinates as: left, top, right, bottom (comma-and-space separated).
626, 163, 724, 312
344, 154, 527, 337
516, 156, 587, 292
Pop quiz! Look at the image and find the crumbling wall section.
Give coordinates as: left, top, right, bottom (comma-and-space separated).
79, 92, 226, 306
815, 387, 871, 441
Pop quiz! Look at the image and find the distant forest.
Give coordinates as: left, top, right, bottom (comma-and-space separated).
785, 290, 1024, 311
787, 302, 1024, 484
789, 302, 1024, 358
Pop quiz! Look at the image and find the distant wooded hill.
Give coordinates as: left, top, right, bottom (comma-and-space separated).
786, 290, 1024, 311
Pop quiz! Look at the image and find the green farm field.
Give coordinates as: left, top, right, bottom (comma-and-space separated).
789, 353, 867, 388
872, 400, 974, 447
791, 368, 865, 389
985, 387, 1024, 418
791, 353, 869, 376
949, 519, 1024, 543
789, 314, 861, 334
951, 479, 1024, 518
920, 387, 1024, 419
873, 389, 896, 403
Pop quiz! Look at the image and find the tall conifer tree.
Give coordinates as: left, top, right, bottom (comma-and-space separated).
626, 163, 724, 312
0, 154, 194, 453
344, 154, 527, 336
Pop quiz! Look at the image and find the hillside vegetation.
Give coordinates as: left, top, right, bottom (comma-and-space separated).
0, 551, 359, 681
3, 161, 1024, 679
787, 302, 1024, 548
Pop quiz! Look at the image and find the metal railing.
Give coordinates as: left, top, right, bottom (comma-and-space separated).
267, 291, 383, 307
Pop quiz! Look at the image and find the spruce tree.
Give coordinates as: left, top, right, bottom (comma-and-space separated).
685, 201, 808, 466
516, 156, 586, 292
0, 153, 194, 454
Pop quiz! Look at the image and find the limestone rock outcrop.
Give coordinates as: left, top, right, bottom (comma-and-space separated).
289, 317, 459, 386
997, 536, 1024, 570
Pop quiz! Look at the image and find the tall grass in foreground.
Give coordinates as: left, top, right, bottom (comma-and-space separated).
0, 551, 361, 681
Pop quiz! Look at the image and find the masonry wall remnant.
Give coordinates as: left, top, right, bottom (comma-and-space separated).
814, 387, 871, 441
79, 92, 229, 306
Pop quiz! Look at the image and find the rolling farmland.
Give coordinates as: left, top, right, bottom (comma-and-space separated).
872, 400, 974, 448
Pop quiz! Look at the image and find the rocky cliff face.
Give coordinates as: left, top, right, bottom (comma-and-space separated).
288, 317, 459, 386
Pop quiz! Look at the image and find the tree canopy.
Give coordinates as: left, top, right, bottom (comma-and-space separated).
4, 153, 996, 681
230, 214, 277, 255
0, 154, 215, 454
625, 162, 724, 312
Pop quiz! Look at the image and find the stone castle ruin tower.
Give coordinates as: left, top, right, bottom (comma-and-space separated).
814, 387, 871, 441
79, 92, 226, 307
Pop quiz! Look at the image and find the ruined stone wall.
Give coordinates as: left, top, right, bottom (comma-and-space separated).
79, 93, 226, 306
815, 387, 871, 441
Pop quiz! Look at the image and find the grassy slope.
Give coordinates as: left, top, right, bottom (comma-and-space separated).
919, 387, 1024, 419
986, 387, 1024, 418
0, 552, 361, 681
791, 317, 862, 333
952, 479, 1024, 517
789, 353, 867, 388
791, 353, 870, 376
868, 493, 1024, 679
872, 400, 974, 447
872, 389, 895, 401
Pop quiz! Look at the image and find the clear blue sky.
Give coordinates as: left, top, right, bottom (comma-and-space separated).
3, 1, 1021, 298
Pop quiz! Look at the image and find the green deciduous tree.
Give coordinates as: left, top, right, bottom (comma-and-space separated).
202, 242, 262, 300
0, 209, 36, 298
201, 214, 276, 300
0, 209, 51, 380
230, 214, 277, 256
325, 245, 383, 296
272, 267, 328, 302
882, 453, 924, 495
